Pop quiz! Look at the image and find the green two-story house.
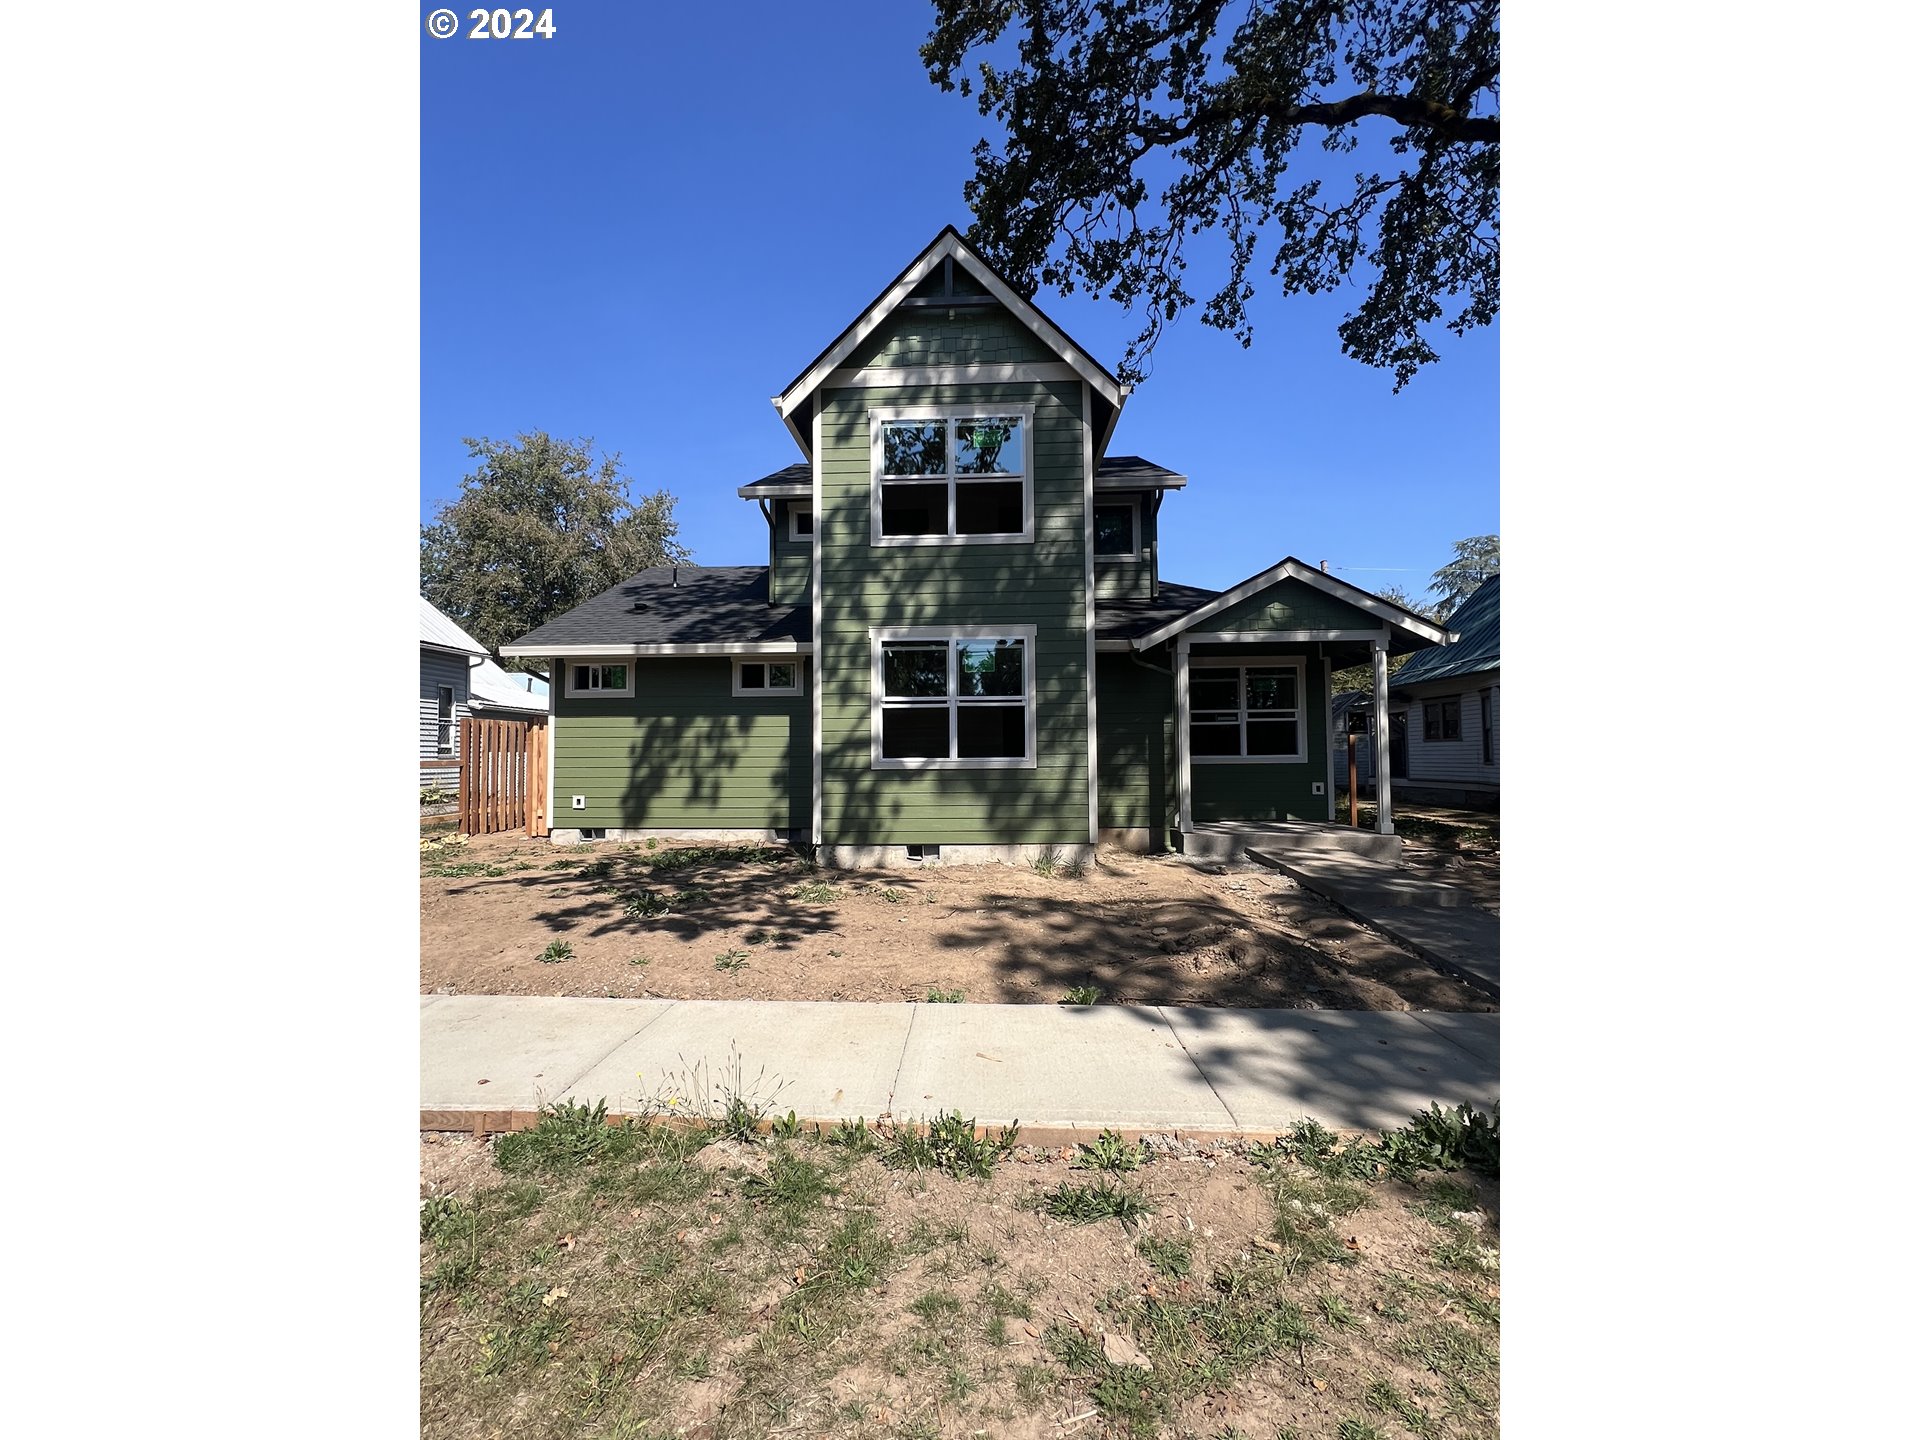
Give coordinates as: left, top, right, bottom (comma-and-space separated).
501, 227, 1451, 864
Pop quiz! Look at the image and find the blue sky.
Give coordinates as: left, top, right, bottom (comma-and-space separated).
422, 1, 1496, 602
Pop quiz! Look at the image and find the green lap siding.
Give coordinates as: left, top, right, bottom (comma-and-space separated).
817, 377, 1089, 846
770, 498, 812, 608
1096, 653, 1177, 838
552, 659, 809, 831
1189, 650, 1332, 823
1203, 579, 1381, 633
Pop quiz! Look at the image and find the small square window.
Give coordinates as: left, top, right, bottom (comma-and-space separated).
789, 506, 814, 541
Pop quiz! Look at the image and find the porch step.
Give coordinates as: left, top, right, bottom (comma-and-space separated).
1246, 849, 1466, 908
1180, 822, 1403, 864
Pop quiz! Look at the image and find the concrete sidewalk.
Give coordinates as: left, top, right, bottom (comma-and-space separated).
421, 996, 1498, 1139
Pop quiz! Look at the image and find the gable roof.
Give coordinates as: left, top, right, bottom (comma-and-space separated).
1131, 558, 1456, 651
1388, 575, 1498, 686
499, 566, 809, 656
420, 596, 488, 657
734, 453, 1187, 500
773, 227, 1126, 446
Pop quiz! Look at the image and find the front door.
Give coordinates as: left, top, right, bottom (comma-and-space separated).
1389, 711, 1409, 780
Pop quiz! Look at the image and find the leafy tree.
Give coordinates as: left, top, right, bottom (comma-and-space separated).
420, 432, 689, 668
921, 0, 1499, 387
1427, 532, 1497, 619
1331, 583, 1431, 695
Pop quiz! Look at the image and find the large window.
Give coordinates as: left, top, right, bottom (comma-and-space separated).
1189, 661, 1305, 762
871, 408, 1032, 544
872, 628, 1035, 768
566, 662, 632, 698
1423, 697, 1462, 742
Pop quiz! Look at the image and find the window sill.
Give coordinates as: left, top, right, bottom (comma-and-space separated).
870, 532, 1034, 547
871, 757, 1036, 771
1191, 755, 1309, 766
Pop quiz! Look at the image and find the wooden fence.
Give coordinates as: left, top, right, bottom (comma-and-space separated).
456, 716, 550, 837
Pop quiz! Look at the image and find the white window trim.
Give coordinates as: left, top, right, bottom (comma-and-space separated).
563, 661, 634, 699
732, 657, 805, 698
1092, 496, 1142, 560
868, 404, 1036, 547
787, 504, 815, 543
870, 624, 1038, 770
436, 684, 456, 756
1188, 656, 1308, 765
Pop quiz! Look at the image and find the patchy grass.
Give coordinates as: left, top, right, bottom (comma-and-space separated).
925, 987, 964, 1003
423, 1107, 1500, 1440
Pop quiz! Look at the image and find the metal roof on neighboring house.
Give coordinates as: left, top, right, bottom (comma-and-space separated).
468, 659, 549, 715
1389, 575, 1499, 688
420, 595, 488, 656
501, 566, 809, 652
735, 455, 1188, 499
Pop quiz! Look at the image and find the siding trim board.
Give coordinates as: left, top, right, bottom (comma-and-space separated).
1134, 558, 1452, 650
510, 642, 814, 658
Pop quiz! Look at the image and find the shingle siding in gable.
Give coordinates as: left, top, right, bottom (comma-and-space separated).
1202, 579, 1382, 633
847, 305, 1053, 370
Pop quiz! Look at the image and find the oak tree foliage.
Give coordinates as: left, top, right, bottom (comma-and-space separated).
420, 432, 690, 669
921, 0, 1499, 387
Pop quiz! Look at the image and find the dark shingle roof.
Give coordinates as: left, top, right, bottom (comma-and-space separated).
1389, 575, 1498, 686
1093, 581, 1219, 641
503, 566, 808, 651
736, 455, 1187, 499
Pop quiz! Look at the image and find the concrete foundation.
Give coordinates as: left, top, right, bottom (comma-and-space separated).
549, 827, 794, 845
817, 841, 1097, 871
1180, 822, 1403, 864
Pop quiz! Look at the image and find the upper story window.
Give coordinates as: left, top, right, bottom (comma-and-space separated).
566, 662, 632, 698
788, 505, 814, 542
1093, 500, 1140, 558
870, 407, 1033, 545
1189, 661, 1305, 763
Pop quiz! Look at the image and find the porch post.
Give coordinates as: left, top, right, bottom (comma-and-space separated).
1175, 637, 1192, 836
1372, 638, 1394, 836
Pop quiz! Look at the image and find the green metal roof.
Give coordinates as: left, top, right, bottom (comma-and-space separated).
1390, 575, 1499, 686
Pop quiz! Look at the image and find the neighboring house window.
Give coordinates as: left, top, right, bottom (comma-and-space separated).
1189, 661, 1305, 762
1480, 688, 1494, 764
566, 662, 633, 698
436, 685, 455, 755
733, 658, 803, 697
871, 627, 1036, 769
1423, 697, 1462, 741
1093, 501, 1140, 558
870, 408, 1033, 544
789, 505, 814, 541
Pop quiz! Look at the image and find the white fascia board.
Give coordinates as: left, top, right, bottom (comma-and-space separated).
736, 484, 811, 499
776, 231, 1125, 420
500, 642, 814, 658
421, 640, 489, 659
1093, 474, 1186, 491
1093, 639, 1134, 652
1131, 559, 1454, 650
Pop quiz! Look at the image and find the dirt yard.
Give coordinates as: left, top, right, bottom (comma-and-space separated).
420, 1111, 1499, 1440
422, 831, 1495, 1012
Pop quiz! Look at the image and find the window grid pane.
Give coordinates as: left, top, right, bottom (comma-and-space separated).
1189, 664, 1302, 759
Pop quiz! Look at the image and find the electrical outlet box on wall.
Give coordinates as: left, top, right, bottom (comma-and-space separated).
1311, 782, 1326, 796
571, 795, 586, 810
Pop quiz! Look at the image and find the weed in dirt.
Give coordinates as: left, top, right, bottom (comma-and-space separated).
1317, 1292, 1362, 1329
740, 1151, 835, 1224
788, 880, 842, 903
671, 886, 711, 905
744, 929, 770, 945
493, 1100, 627, 1176
1335, 1420, 1386, 1440
1061, 984, 1103, 1005
621, 890, 670, 919
820, 1116, 877, 1154
715, 1094, 764, 1142
1028, 847, 1064, 877
1364, 1378, 1439, 1437
537, 940, 574, 964
882, 1111, 1020, 1179
1076, 1129, 1145, 1173
1041, 1179, 1153, 1227
425, 862, 508, 878
877, 886, 906, 903
713, 948, 750, 972
627, 954, 650, 966
579, 859, 614, 882
925, 987, 964, 1003
768, 1110, 804, 1140
909, 1288, 963, 1325
1137, 1235, 1194, 1278
543, 859, 575, 870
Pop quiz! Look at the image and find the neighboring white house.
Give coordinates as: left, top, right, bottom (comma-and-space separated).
1332, 574, 1499, 810
420, 597, 549, 793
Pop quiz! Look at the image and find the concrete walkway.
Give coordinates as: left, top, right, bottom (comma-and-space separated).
421, 996, 1498, 1140
1248, 849, 1500, 998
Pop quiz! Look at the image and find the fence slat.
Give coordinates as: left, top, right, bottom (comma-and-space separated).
455, 715, 539, 837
